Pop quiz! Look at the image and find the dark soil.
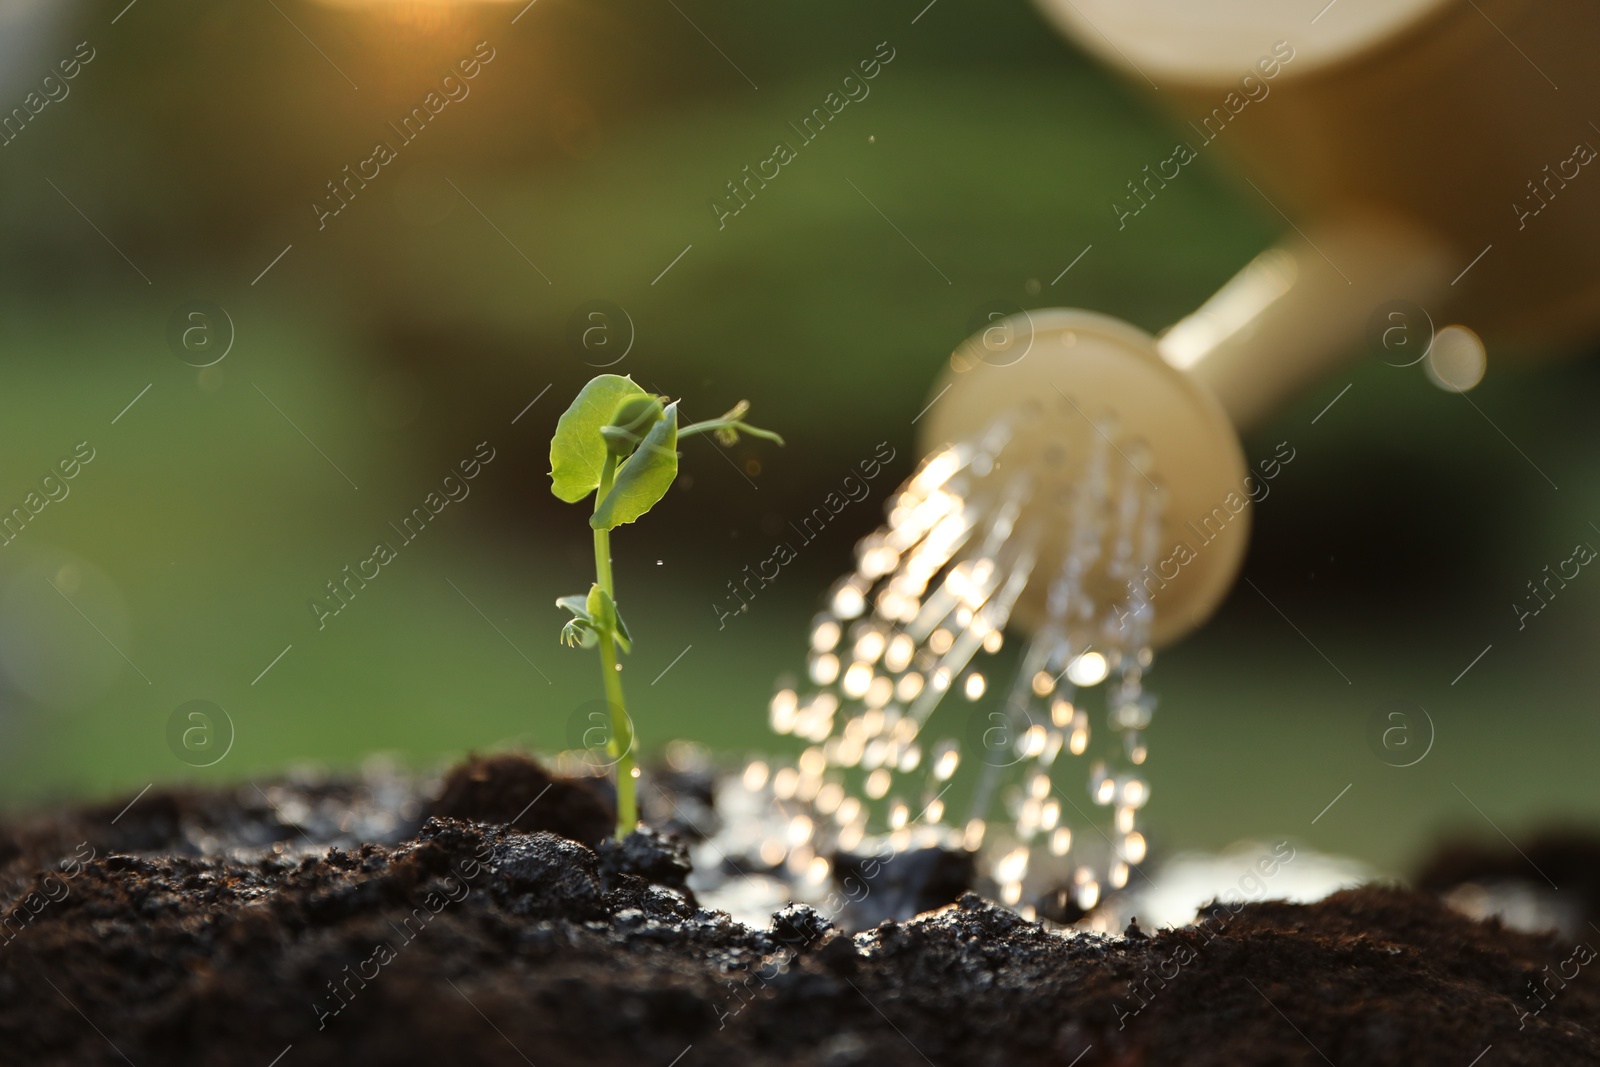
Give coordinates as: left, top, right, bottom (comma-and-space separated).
2, 757, 1597, 1066
1417, 829, 1600, 938
431, 753, 615, 847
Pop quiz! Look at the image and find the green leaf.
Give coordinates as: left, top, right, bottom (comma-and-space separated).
613, 605, 632, 653
591, 401, 679, 531
586, 584, 632, 654
556, 593, 591, 622
549, 375, 648, 503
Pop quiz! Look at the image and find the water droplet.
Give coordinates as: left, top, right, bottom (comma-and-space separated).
799, 747, 826, 777
786, 845, 814, 878
1066, 651, 1109, 687
810, 653, 840, 685
1019, 798, 1042, 835
854, 631, 887, 663
996, 845, 1030, 884
743, 760, 770, 791
833, 583, 866, 619
769, 691, 798, 734
885, 633, 915, 672
865, 675, 894, 708
811, 619, 841, 653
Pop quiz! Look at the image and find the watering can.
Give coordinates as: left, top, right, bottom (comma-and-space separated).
924, 0, 1600, 646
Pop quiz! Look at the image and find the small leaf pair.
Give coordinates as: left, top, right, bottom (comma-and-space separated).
549, 374, 680, 532
557, 584, 632, 653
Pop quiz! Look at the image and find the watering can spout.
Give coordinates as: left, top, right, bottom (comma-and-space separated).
1156, 216, 1452, 432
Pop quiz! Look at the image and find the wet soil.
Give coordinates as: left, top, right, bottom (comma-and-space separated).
2, 756, 1597, 1066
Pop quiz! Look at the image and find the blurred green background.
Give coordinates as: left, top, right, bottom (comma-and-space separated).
1, 0, 1598, 878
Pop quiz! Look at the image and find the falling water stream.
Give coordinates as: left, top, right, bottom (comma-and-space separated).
737, 394, 1168, 921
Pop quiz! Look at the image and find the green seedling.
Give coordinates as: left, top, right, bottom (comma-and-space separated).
550, 374, 782, 839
